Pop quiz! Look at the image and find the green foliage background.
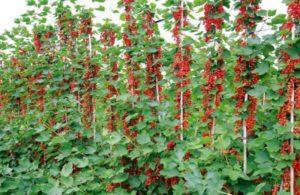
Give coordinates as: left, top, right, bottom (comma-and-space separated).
0, 0, 299, 194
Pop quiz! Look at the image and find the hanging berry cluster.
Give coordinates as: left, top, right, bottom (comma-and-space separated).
172, 5, 188, 45
203, 2, 224, 42
121, 0, 142, 139
143, 10, 163, 102
11, 50, 27, 118
233, 0, 262, 136
172, 2, 192, 133
123, 0, 139, 96
288, 1, 300, 20
33, 33, 42, 53
57, 9, 77, 50
57, 10, 80, 100
55, 10, 77, 131
142, 9, 164, 134
32, 28, 56, 164
235, 0, 261, 34
78, 13, 99, 129
201, 1, 226, 136
116, 2, 144, 189
33, 30, 47, 113
100, 27, 119, 132
140, 10, 167, 187
277, 77, 299, 126
41, 8, 79, 140
278, 0, 300, 192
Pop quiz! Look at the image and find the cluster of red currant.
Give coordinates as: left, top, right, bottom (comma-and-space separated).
288, 1, 300, 20
123, 0, 139, 96
235, 0, 261, 34
201, 2, 226, 133
233, 0, 261, 135
143, 11, 163, 101
203, 2, 224, 42
172, 5, 192, 132
101, 29, 119, 132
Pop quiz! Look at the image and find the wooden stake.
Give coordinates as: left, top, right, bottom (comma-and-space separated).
155, 76, 161, 123
155, 76, 160, 104
243, 94, 248, 175
290, 81, 295, 195
262, 92, 266, 107
89, 34, 96, 140
179, 0, 184, 141
290, 23, 296, 195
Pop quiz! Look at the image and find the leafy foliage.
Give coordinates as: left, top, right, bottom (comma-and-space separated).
0, 0, 299, 194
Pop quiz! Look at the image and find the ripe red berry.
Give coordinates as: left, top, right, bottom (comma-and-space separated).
167, 141, 176, 150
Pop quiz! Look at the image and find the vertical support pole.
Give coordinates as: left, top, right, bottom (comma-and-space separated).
290, 81, 295, 195
243, 94, 248, 175
290, 23, 296, 195
89, 34, 96, 140
155, 76, 161, 123
262, 92, 266, 107
179, 0, 184, 141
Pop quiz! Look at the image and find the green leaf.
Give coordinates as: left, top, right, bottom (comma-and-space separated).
113, 145, 128, 157
253, 62, 269, 75
222, 168, 244, 181
295, 140, 300, 150
60, 176, 73, 188
257, 10, 267, 17
39, 0, 48, 5
266, 139, 280, 152
248, 86, 267, 97
222, 49, 231, 58
112, 173, 128, 183
277, 191, 291, 195
255, 151, 270, 164
206, 172, 225, 195
247, 183, 266, 195
286, 47, 299, 59
61, 162, 73, 177
107, 132, 122, 145
268, 10, 276, 16
74, 171, 94, 184
26, 0, 36, 6
160, 169, 179, 177
76, 157, 89, 168
193, 0, 205, 6
147, 47, 157, 53
137, 133, 151, 145
175, 148, 185, 161
96, 6, 105, 11
128, 177, 140, 188
237, 47, 253, 55
271, 14, 286, 24
36, 132, 50, 142
247, 37, 261, 45
48, 187, 63, 195
184, 171, 204, 191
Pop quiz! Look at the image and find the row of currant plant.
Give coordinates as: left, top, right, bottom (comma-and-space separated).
0, 0, 299, 194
